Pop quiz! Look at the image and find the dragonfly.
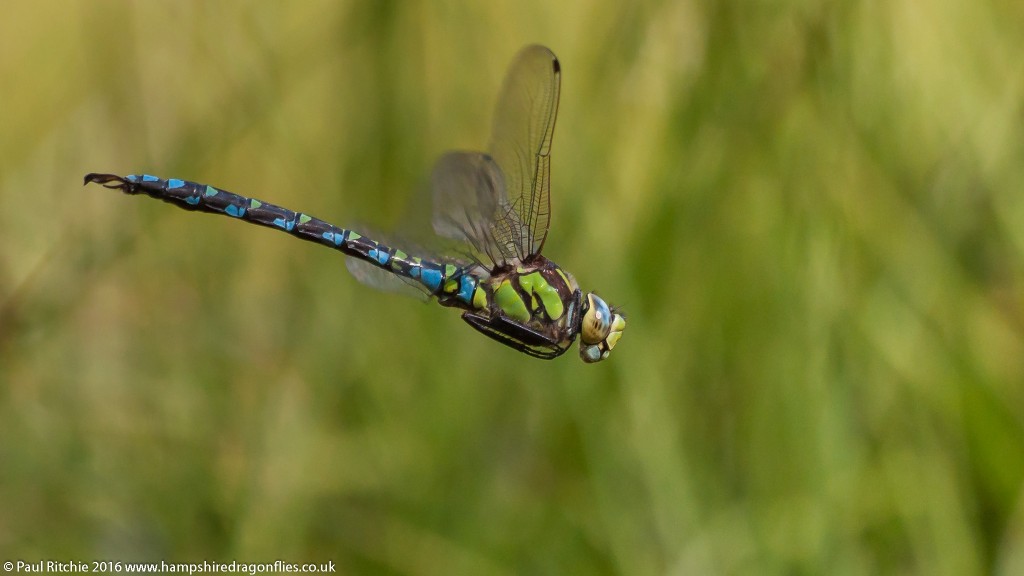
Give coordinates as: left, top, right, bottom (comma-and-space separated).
84, 45, 625, 362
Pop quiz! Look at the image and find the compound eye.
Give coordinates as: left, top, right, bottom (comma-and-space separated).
581, 293, 612, 345
580, 344, 604, 363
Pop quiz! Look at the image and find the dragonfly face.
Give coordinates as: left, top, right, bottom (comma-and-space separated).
579, 293, 626, 363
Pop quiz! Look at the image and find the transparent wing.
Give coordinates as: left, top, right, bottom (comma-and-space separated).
430, 45, 561, 267
345, 258, 432, 302
431, 151, 517, 266
345, 250, 487, 301
341, 223, 468, 302
487, 44, 561, 260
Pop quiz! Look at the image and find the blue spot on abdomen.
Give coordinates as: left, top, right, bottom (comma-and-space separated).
457, 276, 475, 303
322, 231, 347, 245
368, 247, 390, 265
225, 205, 246, 218
168, 179, 185, 189
420, 268, 442, 292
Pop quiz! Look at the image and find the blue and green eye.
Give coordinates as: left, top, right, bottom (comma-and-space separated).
579, 293, 625, 363
581, 293, 612, 345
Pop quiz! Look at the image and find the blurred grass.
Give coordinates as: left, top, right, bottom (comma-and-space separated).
2, 0, 1024, 574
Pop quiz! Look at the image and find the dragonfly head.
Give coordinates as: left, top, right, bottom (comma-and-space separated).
579, 292, 626, 363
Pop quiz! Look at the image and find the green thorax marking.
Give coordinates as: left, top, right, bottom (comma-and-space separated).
494, 279, 531, 323
483, 261, 578, 324
555, 268, 574, 292
519, 271, 564, 320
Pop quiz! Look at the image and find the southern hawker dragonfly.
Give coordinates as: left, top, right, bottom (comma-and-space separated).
85, 45, 625, 362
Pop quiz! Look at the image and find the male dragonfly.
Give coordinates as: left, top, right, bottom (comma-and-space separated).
86, 45, 625, 362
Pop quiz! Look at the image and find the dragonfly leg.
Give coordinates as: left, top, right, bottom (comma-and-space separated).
461, 311, 567, 359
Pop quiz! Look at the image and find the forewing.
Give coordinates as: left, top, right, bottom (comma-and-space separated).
487, 45, 561, 259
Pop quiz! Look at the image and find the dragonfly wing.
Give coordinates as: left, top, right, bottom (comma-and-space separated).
341, 224, 461, 302
345, 257, 432, 301
430, 46, 562, 266
431, 151, 518, 266
487, 44, 561, 259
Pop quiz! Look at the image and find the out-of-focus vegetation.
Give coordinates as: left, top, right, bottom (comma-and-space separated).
2, 1, 1024, 574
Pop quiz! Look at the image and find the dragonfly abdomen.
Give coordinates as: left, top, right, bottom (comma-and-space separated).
83, 173, 484, 303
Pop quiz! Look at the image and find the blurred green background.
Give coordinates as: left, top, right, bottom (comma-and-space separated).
2, 1, 1024, 574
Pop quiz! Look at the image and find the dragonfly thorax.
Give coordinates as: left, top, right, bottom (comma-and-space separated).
450, 257, 584, 359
